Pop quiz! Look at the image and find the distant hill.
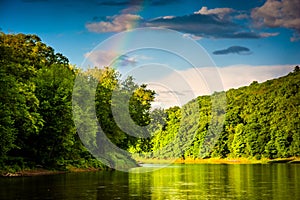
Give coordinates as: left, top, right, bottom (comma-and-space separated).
144, 67, 299, 160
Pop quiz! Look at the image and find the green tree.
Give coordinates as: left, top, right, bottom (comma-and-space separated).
144, 66, 299, 160
0, 33, 43, 167
33, 64, 78, 167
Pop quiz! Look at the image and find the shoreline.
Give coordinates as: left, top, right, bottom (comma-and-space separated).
2, 157, 299, 177
0, 167, 103, 177
1, 169, 66, 177
136, 157, 300, 165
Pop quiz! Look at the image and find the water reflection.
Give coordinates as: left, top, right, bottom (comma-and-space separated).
0, 164, 299, 199
129, 164, 300, 200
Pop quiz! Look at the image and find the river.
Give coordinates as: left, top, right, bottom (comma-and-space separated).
1, 164, 299, 199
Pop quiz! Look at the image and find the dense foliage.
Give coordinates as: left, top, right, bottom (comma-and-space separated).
0, 33, 154, 172
145, 67, 299, 160
1, 32, 299, 173
73, 67, 155, 169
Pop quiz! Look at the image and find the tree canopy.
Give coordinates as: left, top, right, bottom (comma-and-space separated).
1, 32, 299, 173
143, 67, 299, 160
0, 33, 154, 172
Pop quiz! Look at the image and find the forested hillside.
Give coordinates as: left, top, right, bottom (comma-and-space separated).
0, 33, 154, 172
1, 32, 299, 173
144, 67, 299, 160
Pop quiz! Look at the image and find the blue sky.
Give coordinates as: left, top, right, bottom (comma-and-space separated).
1, 0, 300, 107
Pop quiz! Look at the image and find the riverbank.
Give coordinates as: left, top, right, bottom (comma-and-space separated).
0, 167, 105, 177
136, 157, 300, 165
2, 157, 299, 177
1, 169, 66, 177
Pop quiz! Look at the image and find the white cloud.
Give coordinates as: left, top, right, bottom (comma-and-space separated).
162, 16, 175, 19
85, 6, 277, 39
251, 0, 300, 41
194, 6, 234, 18
86, 14, 142, 33
146, 9, 270, 39
182, 33, 203, 40
84, 50, 119, 67
217, 64, 295, 90
84, 50, 154, 68
235, 13, 249, 20
146, 65, 296, 108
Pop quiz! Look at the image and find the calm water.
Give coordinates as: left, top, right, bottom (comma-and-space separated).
0, 164, 299, 200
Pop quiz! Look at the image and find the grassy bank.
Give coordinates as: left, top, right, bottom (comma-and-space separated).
135, 157, 300, 165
